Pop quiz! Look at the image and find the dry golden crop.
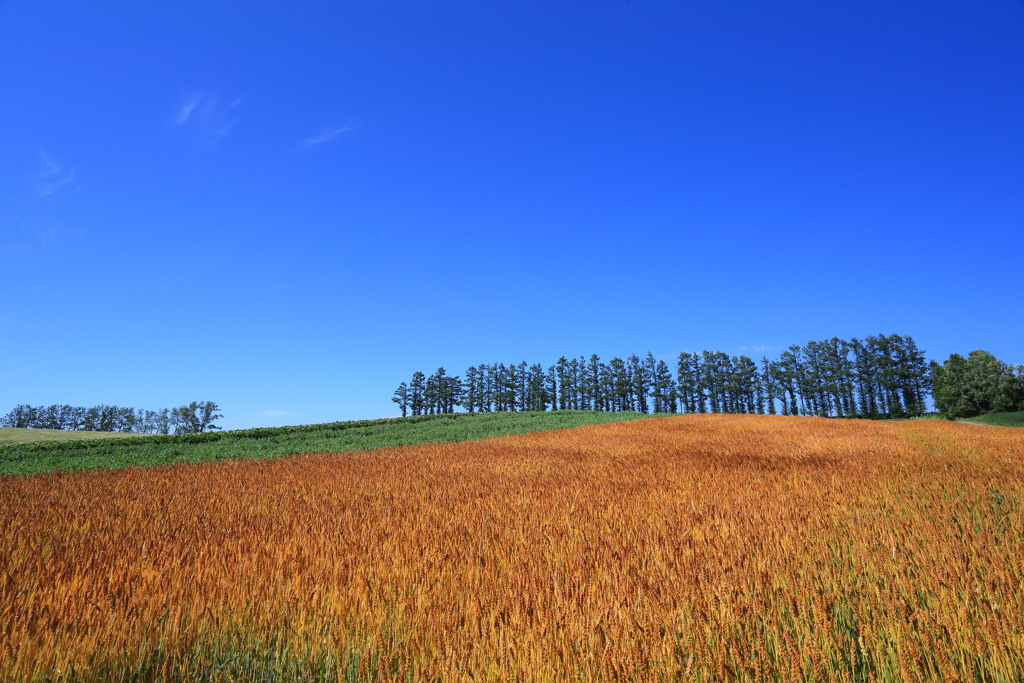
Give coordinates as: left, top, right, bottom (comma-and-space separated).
1, 415, 1022, 681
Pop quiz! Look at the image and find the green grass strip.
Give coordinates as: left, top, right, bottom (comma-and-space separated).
961, 410, 1024, 427
0, 411, 662, 476
0, 426, 148, 444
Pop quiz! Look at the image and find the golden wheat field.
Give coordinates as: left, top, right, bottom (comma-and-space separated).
1, 415, 1022, 682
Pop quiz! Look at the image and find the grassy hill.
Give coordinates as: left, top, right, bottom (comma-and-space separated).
0, 411, 662, 476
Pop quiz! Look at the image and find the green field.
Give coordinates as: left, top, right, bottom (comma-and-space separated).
962, 410, 1024, 427
0, 411, 660, 476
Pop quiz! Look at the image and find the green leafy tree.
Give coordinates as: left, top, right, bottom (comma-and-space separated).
172, 401, 223, 434
932, 350, 1024, 418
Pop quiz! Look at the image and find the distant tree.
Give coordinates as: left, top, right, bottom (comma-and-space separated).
557, 358, 573, 411
734, 355, 760, 414
652, 359, 676, 413
760, 357, 779, 415
172, 401, 223, 434
408, 371, 426, 416
477, 364, 492, 412
932, 350, 1024, 419
897, 335, 931, 417
676, 353, 701, 414
526, 363, 547, 411
1, 405, 32, 428
131, 409, 162, 434
568, 357, 582, 410
424, 370, 439, 415
153, 408, 172, 434
586, 355, 603, 411
775, 346, 804, 416
608, 357, 628, 412
391, 382, 409, 417
461, 367, 477, 414
851, 338, 880, 417
700, 351, 726, 413
574, 356, 589, 410
631, 354, 652, 414
546, 366, 558, 411
496, 363, 516, 411
444, 372, 463, 413
515, 361, 529, 411
825, 337, 857, 418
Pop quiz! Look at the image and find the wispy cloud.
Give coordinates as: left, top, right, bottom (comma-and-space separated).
300, 119, 361, 147
37, 150, 77, 197
174, 95, 200, 125
171, 90, 242, 143
737, 345, 777, 354
262, 409, 291, 417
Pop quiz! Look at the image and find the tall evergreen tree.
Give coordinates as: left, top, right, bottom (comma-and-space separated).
568, 357, 582, 410
760, 357, 778, 415
652, 359, 676, 413
586, 354, 603, 411
526, 363, 547, 411
391, 382, 409, 417
775, 347, 803, 416
555, 357, 570, 412
546, 366, 558, 411
409, 371, 426, 416
629, 354, 649, 413
735, 355, 760, 414
606, 357, 627, 411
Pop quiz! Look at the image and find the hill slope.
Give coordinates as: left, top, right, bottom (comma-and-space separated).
2, 415, 1021, 680
0, 410, 660, 476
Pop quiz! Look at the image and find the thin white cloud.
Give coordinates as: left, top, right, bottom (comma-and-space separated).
262, 409, 291, 417
301, 119, 361, 147
737, 345, 777, 354
174, 95, 200, 125
171, 90, 242, 143
37, 150, 77, 197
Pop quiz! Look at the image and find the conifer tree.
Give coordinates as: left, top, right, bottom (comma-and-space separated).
569, 357, 582, 410
652, 359, 676, 413
586, 355, 602, 411
546, 366, 558, 410
409, 371, 426, 416
761, 357, 778, 415
526, 363, 546, 410
555, 357, 570, 412
392, 382, 409, 417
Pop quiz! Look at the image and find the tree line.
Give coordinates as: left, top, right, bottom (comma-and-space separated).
1, 401, 223, 434
393, 333, 934, 419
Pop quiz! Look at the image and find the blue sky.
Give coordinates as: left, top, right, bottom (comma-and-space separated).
2, 1, 1022, 429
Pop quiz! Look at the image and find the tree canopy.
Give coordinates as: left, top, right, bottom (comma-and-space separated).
931, 350, 1024, 419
